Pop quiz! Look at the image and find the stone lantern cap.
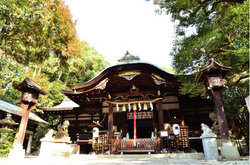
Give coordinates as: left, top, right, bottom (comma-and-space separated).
196, 59, 231, 83
0, 113, 18, 126
14, 77, 46, 95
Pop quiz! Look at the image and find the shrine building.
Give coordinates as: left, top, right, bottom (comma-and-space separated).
40, 52, 214, 154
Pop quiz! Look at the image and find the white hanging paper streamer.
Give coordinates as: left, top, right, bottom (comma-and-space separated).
150, 103, 153, 111
138, 103, 142, 111
116, 104, 119, 112
128, 104, 131, 112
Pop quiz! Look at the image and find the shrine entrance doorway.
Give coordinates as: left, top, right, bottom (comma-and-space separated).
127, 119, 153, 138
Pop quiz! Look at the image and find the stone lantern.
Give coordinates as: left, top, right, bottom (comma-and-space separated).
9, 77, 46, 158
0, 113, 18, 144
196, 59, 240, 160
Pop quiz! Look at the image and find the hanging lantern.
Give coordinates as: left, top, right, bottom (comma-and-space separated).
122, 104, 126, 112
157, 90, 161, 96
128, 104, 131, 112
138, 103, 142, 111
116, 104, 119, 112
133, 104, 137, 111
150, 103, 153, 111
143, 103, 148, 110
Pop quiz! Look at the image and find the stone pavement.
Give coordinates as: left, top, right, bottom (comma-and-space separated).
0, 154, 249, 165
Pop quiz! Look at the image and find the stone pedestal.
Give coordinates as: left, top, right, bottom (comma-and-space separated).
8, 144, 25, 159
39, 136, 72, 158
221, 142, 240, 160
200, 133, 219, 160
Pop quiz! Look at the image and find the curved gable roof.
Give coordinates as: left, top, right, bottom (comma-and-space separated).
68, 62, 178, 93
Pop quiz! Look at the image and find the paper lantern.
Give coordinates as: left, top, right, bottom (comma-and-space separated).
122, 104, 126, 112
133, 104, 137, 111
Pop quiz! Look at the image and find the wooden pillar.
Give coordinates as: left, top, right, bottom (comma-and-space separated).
16, 102, 36, 147
157, 100, 164, 131
75, 113, 79, 142
76, 114, 79, 130
212, 89, 231, 143
108, 103, 113, 143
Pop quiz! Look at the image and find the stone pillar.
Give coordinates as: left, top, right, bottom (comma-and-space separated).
26, 134, 33, 154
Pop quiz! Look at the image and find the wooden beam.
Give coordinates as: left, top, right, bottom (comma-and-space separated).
112, 90, 157, 98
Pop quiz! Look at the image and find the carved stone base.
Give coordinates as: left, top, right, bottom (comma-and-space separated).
39, 139, 72, 158
200, 133, 219, 160
221, 142, 240, 160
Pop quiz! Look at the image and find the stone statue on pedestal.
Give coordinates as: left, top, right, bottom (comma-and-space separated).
54, 120, 70, 139
40, 120, 72, 158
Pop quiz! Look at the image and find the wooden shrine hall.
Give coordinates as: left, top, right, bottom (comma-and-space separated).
40, 52, 214, 154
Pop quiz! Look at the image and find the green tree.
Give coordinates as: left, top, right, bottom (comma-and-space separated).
157, 0, 249, 139
0, 0, 109, 156
0, 0, 83, 78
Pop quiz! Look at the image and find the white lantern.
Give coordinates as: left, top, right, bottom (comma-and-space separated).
122, 104, 126, 112
93, 127, 99, 138
173, 124, 180, 135
133, 104, 137, 111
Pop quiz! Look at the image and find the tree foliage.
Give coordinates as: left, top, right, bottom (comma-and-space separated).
0, 0, 109, 156
0, 0, 109, 107
157, 0, 249, 138
0, 129, 16, 157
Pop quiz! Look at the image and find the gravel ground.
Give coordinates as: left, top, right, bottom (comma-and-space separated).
0, 154, 249, 165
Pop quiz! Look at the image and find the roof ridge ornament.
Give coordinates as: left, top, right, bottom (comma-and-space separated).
118, 51, 141, 64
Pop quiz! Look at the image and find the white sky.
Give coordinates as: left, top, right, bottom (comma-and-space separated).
64, 0, 175, 68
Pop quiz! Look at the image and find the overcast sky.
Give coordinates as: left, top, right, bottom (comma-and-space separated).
64, 0, 175, 68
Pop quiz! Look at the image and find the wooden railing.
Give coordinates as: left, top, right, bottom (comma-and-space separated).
111, 138, 160, 153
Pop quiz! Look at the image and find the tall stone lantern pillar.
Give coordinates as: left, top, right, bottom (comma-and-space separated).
196, 59, 240, 160
9, 77, 46, 158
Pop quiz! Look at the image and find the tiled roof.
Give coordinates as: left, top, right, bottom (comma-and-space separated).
0, 98, 47, 124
